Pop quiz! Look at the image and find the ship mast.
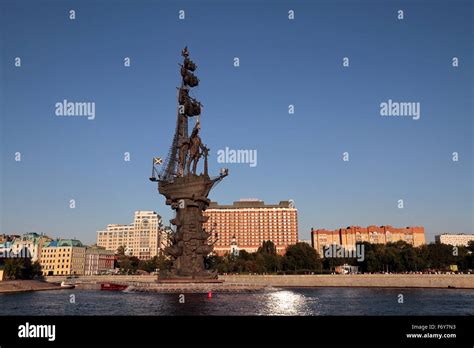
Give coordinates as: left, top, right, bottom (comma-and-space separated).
156, 47, 201, 182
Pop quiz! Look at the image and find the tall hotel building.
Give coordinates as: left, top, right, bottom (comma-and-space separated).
311, 225, 425, 255
97, 211, 166, 260
203, 199, 298, 255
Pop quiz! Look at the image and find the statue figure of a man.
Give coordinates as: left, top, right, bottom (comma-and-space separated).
177, 139, 189, 177
187, 120, 206, 175
177, 115, 189, 177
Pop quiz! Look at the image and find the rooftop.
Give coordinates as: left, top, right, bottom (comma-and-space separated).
437, 233, 474, 236
208, 200, 295, 209
44, 239, 84, 248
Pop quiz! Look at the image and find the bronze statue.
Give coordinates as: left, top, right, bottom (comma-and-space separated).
179, 88, 201, 116
177, 138, 189, 177
150, 47, 228, 281
181, 67, 199, 87
187, 121, 207, 175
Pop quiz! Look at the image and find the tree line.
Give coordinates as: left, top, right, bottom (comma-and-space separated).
2, 240, 472, 278
354, 241, 474, 273
208, 240, 474, 274
206, 241, 323, 274
116, 245, 171, 274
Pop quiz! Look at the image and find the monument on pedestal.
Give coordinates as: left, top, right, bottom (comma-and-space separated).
150, 47, 228, 281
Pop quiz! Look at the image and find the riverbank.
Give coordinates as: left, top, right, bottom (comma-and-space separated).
221, 274, 474, 289
41, 274, 474, 289
0, 280, 65, 294
42, 275, 268, 293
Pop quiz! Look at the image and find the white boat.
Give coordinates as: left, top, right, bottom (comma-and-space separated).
60, 281, 75, 289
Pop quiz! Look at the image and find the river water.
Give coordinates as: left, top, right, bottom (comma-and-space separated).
1, 288, 473, 316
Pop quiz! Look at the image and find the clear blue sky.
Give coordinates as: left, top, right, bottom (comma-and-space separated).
1, 0, 472, 244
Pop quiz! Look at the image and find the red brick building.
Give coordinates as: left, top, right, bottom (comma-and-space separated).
311, 225, 425, 255
203, 199, 298, 255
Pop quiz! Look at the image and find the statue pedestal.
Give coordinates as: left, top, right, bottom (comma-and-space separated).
158, 174, 225, 281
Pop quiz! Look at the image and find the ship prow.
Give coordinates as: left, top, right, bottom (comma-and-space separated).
158, 171, 228, 204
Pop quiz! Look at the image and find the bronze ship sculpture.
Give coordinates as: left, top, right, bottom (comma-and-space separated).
150, 47, 228, 280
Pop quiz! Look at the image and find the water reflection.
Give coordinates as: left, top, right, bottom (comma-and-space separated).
261, 290, 311, 315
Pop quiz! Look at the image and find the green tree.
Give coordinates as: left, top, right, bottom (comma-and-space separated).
466, 240, 474, 253
453, 246, 470, 271
204, 255, 222, 271
4, 258, 23, 280
238, 250, 252, 261
118, 255, 140, 274
283, 242, 321, 271
3, 258, 42, 280
256, 240, 281, 273
401, 244, 425, 271
257, 240, 277, 255
358, 243, 384, 273
382, 242, 407, 272
31, 261, 43, 278
424, 243, 457, 271
21, 258, 35, 279
116, 245, 126, 256
156, 253, 173, 272
138, 256, 158, 273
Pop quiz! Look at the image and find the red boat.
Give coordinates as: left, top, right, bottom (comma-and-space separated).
100, 283, 128, 291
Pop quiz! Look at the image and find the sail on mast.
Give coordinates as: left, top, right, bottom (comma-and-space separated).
159, 47, 201, 181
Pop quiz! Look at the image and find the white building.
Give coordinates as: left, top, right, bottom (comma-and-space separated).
230, 235, 239, 256
435, 233, 474, 247
97, 211, 168, 260
0, 241, 13, 259
10, 233, 52, 261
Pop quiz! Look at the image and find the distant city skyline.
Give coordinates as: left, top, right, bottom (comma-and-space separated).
1, 0, 472, 245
